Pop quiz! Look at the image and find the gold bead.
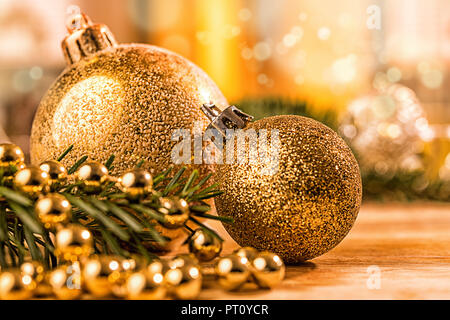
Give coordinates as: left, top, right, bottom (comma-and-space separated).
188, 229, 222, 262
39, 160, 67, 189
146, 259, 171, 276
49, 263, 83, 300
20, 261, 52, 297
0, 143, 25, 176
83, 255, 124, 298
14, 166, 49, 198
121, 255, 147, 273
118, 169, 153, 200
126, 269, 166, 300
0, 269, 35, 300
169, 254, 199, 269
55, 224, 93, 262
76, 161, 109, 194
215, 255, 250, 291
158, 197, 190, 229
165, 264, 202, 300
251, 252, 285, 289
233, 247, 259, 265
35, 194, 72, 229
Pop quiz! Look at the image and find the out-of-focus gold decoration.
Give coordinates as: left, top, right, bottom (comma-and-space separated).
35, 193, 72, 229
251, 252, 285, 289
158, 197, 190, 229
76, 161, 109, 194
165, 264, 202, 300
126, 269, 166, 300
14, 166, 49, 198
49, 263, 83, 300
215, 254, 250, 291
55, 224, 93, 262
0, 269, 35, 300
83, 255, 124, 298
233, 247, 258, 266
203, 105, 362, 263
340, 82, 428, 175
20, 261, 52, 297
30, 12, 228, 175
118, 169, 153, 200
188, 228, 222, 262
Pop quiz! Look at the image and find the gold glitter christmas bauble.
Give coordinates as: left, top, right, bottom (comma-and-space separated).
30, 13, 227, 175
203, 105, 362, 264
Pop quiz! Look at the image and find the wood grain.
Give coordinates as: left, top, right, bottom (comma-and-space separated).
195, 202, 450, 300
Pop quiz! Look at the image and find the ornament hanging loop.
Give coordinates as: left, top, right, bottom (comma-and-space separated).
61, 12, 117, 65
201, 104, 254, 139
66, 12, 91, 33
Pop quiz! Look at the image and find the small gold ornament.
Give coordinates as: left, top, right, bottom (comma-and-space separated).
202, 104, 362, 263
188, 229, 222, 262
14, 166, 50, 198
76, 161, 109, 194
169, 254, 199, 269
30, 13, 228, 176
158, 197, 190, 229
126, 270, 166, 300
251, 252, 285, 289
20, 261, 52, 297
83, 255, 123, 298
233, 247, 259, 266
0, 143, 25, 176
0, 269, 35, 300
118, 169, 153, 200
49, 263, 83, 300
215, 255, 251, 291
165, 264, 202, 300
39, 160, 67, 189
55, 224, 93, 262
35, 194, 72, 229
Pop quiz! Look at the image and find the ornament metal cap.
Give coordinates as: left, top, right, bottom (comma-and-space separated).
201, 103, 254, 139
61, 13, 117, 65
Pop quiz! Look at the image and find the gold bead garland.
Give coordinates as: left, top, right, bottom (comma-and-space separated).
0, 143, 286, 299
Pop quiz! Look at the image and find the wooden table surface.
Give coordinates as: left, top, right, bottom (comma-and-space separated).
197, 202, 450, 300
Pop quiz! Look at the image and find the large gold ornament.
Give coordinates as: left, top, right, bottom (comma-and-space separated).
30, 13, 228, 175
202, 105, 362, 263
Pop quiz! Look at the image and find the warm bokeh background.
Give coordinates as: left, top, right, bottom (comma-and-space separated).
0, 0, 448, 200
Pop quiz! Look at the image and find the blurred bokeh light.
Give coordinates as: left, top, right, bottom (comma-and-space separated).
0, 0, 448, 190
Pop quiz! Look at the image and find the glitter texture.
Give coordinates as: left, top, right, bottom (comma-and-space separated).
30, 44, 228, 175
214, 115, 362, 263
